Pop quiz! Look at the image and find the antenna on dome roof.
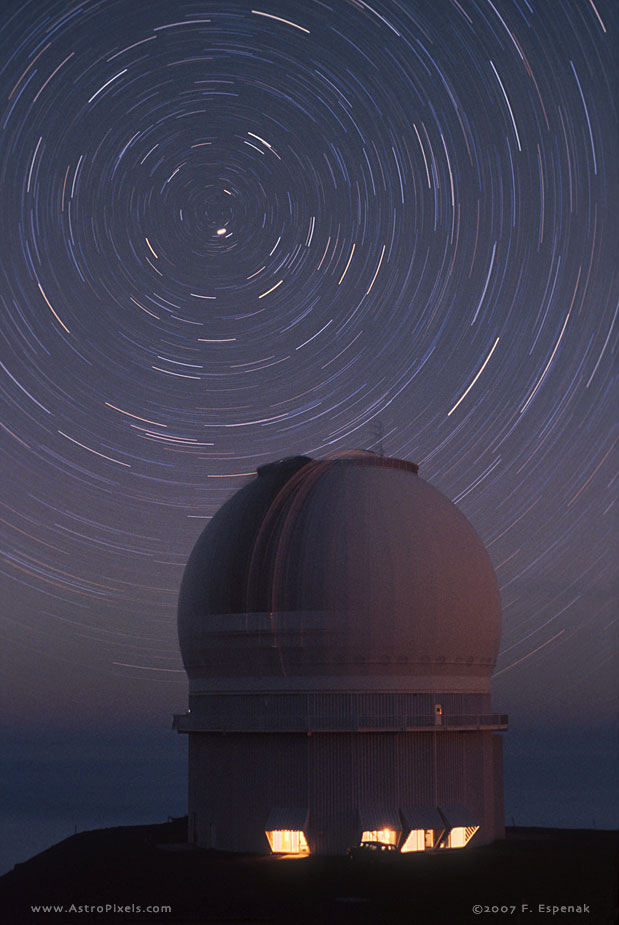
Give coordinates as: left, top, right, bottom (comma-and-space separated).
369, 419, 385, 456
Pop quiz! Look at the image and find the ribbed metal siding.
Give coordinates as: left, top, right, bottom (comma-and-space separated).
187, 727, 503, 854
308, 733, 356, 853
189, 733, 312, 852
265, 807, 309, 830
436, 732, 468, 805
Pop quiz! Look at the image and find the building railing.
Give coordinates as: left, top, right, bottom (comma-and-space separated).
173, 712, 508, 733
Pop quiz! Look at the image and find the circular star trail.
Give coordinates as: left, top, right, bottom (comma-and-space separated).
0, 0, 616, 724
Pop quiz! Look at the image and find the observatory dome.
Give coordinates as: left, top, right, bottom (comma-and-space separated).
178, 452, 501, 694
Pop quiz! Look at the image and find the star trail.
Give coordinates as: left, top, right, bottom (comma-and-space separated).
0, 0, 616, 827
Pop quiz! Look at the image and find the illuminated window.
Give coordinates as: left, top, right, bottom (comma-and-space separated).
361, 828, 399, 847
401, 828, 423, 852
441, 825, 479, 848
266, 829, 309, 854
400, 808, 446, 852
437, 806, 479, 849
401, 828, 444, 852
265, 808, 309, 854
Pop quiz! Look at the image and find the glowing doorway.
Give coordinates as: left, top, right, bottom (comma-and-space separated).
360, 827, 399, 847
266, 829, 309, 854
400, 807, 447, 852
264, 808, 310, 855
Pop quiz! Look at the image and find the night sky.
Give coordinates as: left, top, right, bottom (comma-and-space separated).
1, 0, 617, 871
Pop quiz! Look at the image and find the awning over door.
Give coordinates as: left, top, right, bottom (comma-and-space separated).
264, 807, 309, 831
358, 808, 402, 831
400, 806, 445, 830
438, 804, 478, 827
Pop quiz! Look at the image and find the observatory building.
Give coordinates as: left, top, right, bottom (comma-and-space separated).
174, 451, 507, 855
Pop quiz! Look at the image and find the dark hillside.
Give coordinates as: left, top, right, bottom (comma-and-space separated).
1, 821, 616, 924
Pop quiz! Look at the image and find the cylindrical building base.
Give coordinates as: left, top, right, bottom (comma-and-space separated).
187, 730, 504, 854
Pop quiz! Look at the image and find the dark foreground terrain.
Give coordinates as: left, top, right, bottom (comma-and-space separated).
1, 820, 616, 924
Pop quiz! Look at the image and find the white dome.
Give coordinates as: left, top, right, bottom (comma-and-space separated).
178, 452, 501, 693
